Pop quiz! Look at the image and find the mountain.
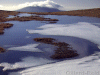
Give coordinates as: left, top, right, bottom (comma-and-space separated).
17, 6, 61, 12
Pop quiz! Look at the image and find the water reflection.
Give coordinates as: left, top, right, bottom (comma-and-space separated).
7, 13, 35, 18
0, 15, 100, 75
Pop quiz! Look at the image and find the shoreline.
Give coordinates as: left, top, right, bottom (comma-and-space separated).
0, 8, 100, 20
0, 8, 99, 52
0, 23, 13, 34
0, 8, 100, 75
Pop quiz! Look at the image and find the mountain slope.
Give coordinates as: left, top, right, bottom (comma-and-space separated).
17, 6, 61, 12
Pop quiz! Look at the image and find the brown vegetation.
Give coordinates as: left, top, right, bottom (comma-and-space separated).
5, 16, 58, 22
0, 8, 99, 23
34, 38, 79, 59
0, 47, 5, 53
28, 8, 100, 18
34, 38, 55, 44
0, 10, 19, 18
51, 42, 78, 59
0, 10, 58, 22
0, 23, 13, 34
0, 14, 58, 23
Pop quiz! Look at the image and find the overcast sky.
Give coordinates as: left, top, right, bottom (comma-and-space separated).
0, 0, 100, 11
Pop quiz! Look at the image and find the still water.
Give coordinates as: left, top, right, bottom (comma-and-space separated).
0, 14, 100, 75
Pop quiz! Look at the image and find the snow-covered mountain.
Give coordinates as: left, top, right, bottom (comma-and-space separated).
17, 6, 61, 12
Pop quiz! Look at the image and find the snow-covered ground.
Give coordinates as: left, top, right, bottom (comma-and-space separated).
8, 44, 42, 52
8, 22, 100, 75
0, 16, 100, 75
9, 52, 100, 75
27, 22, 100, 49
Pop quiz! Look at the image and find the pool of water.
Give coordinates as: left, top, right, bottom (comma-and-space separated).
7, 13, 36, 18
0, 14, 100, 75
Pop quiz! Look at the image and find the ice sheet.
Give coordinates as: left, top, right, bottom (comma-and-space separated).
0, 56, 54, 71
9, 52, 100, 75
27, 22, 100, 49
8, 44, 42, 52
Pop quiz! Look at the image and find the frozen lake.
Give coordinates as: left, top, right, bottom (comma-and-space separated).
0, 14, 100, 75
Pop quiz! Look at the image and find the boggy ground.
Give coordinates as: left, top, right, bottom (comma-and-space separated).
0, 10, 19, 18
0, 11, 58, 34
0, 10, 58, 52
0, 23, 13, 34
34, 38, 79, 59
0, 8, 99, 53
28, 8, 100, 18
0, 15, 58, 22
0, 47, 5, 53
0, 10, 58, 22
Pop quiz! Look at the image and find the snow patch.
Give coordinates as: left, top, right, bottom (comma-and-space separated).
0, 57, 54, 71
27, 22, 100, 49
8, 44, 42, 52
9, 52, 100, 75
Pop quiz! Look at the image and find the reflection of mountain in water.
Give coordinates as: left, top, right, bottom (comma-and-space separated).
17, 6, 61, 12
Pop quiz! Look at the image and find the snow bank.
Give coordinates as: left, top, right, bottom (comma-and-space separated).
27, 22, 100, 49
1, 22, 100, 75
0, 44, 55, 71
8, 44, 42, 52
9, 52, 100, 75
9, 22, 99, 75
0, 57, 54, 71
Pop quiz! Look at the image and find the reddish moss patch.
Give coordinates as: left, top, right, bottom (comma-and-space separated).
0, 10, 58, 23
0, 15, 58, 23
0, 10, 19, 19
49, 21, 57, 23
13, 16, 57, 22
34, 38, 79, 59
34, 38, 55, 44
0, 47, 5, 53
0, 23, 13, 34
50, 44, 78, 59
0, 11, 58, 22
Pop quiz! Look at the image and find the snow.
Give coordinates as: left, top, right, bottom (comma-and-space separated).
27, 22, 100, 49
0, 57, 54, 71
8, 44, 42, 52
8, 22, 100, 75
0, 44, 55, 71
9, 52, 100, 75
8, 22, 99, 75
1, 22, 100, 75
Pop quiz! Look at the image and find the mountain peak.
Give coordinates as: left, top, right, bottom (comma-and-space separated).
17, 6, 61, 12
